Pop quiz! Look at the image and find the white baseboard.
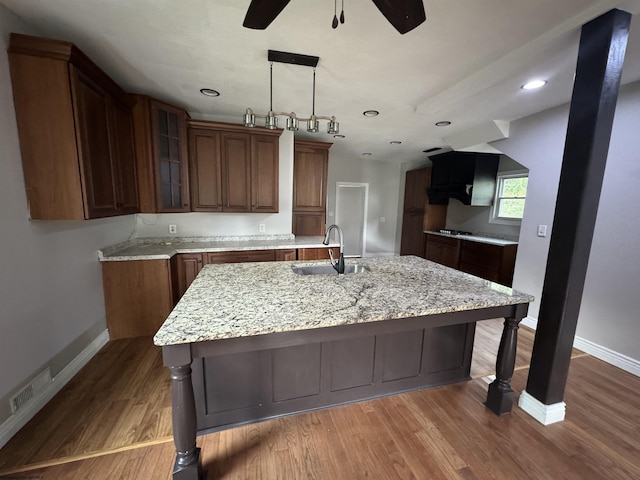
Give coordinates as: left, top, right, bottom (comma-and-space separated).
0, 329, 109, 449
518, 390, 566, 425
517, 316, 640, 377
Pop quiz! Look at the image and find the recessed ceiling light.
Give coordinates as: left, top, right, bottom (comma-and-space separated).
390, 141, 402, 145
435, 121, 451, 127
334, 134, 345, 139
521, 80, 547, 90
363, 110, 379, 117
362, 152, 372, 156
200, 88, 220, 97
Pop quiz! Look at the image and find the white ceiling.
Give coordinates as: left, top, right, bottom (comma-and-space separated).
2, 0, 640, 163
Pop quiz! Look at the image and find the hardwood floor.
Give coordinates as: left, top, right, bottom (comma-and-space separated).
1, 321, 638, 479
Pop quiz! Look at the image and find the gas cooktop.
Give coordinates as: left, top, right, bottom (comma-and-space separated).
438, 229, 473, 236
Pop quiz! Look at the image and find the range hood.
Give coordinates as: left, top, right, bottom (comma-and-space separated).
427, 151, 500, 206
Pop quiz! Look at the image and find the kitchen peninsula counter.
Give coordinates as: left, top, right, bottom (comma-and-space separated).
156, 255, 533, 480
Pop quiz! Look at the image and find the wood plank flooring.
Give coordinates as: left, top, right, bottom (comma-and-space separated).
1, 320, 638, 479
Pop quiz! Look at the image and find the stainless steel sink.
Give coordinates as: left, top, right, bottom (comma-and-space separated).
291, 263, 370, 276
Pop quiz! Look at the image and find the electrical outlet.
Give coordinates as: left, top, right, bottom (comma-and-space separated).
259, 224, 266, 233
537, 225, 547, 237
169, 224, 177, 234
380, 217, 386, 223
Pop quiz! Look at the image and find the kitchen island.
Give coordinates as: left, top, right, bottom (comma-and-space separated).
154, 255, 533, 480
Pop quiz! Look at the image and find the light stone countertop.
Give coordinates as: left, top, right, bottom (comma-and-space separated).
424, 231, 518, 246
153, 255, 534, 347
99, 235, 338, 261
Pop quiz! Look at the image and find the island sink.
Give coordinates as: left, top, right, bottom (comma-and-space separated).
291, 263, 370, 275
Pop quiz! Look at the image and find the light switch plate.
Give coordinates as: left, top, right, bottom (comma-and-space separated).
537, 225, 547, 237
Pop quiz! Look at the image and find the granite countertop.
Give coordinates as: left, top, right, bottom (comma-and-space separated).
153, 255, 534, 346
424, 231, 518, 246
99, 235, 338, 261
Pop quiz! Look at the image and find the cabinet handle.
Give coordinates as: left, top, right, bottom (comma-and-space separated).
197, 259, 202, 264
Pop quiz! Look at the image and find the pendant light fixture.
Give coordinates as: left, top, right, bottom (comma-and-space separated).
243, 50, 339, 135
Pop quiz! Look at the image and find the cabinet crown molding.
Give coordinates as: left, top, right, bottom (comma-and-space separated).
188, 119, 283, 137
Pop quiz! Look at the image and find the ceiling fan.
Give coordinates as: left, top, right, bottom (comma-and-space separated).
243, 0, 426, 35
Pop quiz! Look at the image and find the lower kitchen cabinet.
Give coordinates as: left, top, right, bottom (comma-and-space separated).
298, 247, 339, 260
425, 234, 461, 269
425, 233, 517, 286
101, 260, 173, 339
458, 241, 517, 286
104, 246, 347, 339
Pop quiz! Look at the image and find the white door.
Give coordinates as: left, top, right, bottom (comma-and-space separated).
335, 182, 368, 257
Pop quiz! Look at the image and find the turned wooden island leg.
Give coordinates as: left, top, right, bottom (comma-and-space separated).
163, 345, 203, 480
485, 315, 522, 415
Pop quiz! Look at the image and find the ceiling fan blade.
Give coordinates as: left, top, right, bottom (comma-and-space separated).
243, 0, 291, 29
371, 0, 426, 34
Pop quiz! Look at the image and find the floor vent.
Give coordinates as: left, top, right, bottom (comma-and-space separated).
10, 368, 51, 414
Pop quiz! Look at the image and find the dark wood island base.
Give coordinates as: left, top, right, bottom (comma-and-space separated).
162, 303, 528, 480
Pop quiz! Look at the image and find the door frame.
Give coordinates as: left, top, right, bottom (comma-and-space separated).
335, 182, 369, 257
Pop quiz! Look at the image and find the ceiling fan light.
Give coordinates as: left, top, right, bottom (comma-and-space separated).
286, 115, 299, 131
266, 112, 278, 129
243, 108, 255, 128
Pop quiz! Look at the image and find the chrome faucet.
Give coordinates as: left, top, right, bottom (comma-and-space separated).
323, 224, 345, 274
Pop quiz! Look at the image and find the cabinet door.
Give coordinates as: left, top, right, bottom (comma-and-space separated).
70, 66, 118, 218
400, 211, 426, 257
293, 146, 328, 211
221, 132, 251, 212
425, 235, 461, 268
275, 249, 297, 261
153, 102, 190, 212
175, 253, 205, 301
251, 134, 279, 213
403, 168, 430, 211
111, 101, 139, 214
189, 128, 222, 211
292, 212, 326, 236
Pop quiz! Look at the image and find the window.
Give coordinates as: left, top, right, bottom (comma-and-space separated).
490, 173, 528, 224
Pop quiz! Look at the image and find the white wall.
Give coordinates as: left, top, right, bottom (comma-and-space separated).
492, 80, 640, 362
0, 7, 136, 423
134, 130, 295, 237
327, 156, 403, 256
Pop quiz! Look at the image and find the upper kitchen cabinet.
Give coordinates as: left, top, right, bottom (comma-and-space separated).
187, 120, 280, 213
292, 140, 331, 235
8, 33, 139, 220
427, 151, 499, 206
132, 95, 190, 213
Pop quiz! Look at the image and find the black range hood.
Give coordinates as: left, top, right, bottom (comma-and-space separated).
427, 151, 500, 206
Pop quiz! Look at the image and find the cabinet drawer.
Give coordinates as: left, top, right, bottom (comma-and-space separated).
425, 235, 461, 269
459, 241, 502, 267
206, 250, 276, 264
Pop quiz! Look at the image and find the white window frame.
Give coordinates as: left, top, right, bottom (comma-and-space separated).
489, 171, 528, 226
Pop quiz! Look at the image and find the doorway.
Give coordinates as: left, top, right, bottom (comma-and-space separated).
335, 182, 368, 257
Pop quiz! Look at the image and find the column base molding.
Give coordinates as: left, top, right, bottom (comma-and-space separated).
518, 389, 566, 425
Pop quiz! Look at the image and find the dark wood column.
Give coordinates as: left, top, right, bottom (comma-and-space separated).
525, 9, 631, 405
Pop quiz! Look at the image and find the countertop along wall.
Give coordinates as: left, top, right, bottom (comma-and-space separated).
0, 5, 137, 435
492, 80, 640, 370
